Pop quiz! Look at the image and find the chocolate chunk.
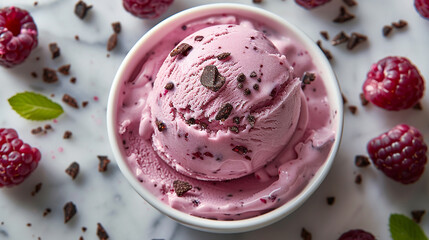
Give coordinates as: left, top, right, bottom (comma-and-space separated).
43, 208, 51, 217
301, 228, 312, 240
186, 118, 195, 125
331, 31, 349, 46
250, 71, 257, 78
107, 33, 118, 51
44, 124, 52, 130
200, 65, 225, 92
58, 64, 71, 75
111, 22, 121, 34
355, 155, 370, 167
31, 182, 42, 196
31, 72, 37, 78
316, 40, 333, 60
97, 223, 109, 240
413, 102, 423, 110
233, 116, 241, 124
194, 35, 204, 41
74, 1, 92, 19
65, 162, 80, 180
75, 35, 80, 41
82, 101, 88, 107
31, 127, 43, 135
333, 6, 355, 23
347, 32, 368, 50
43, 68, 58, 83
170, 43, 193, 57
63, 130, 72, 139
343, 0, 357, 6
82, 227, 87, 232
392, 19, 408, 29
411, 210, 426, 223
215, 103, 233, 121
173, 180, 192, 197
49, 43, 60, 59
382, 25, 393, 37
348, 105, 357, 114
217, 52, 231, 60
237, 83, 243, 89
253, 84, 259, 91
243, 88, 251, 96
237, 73, 246, 82
63, 201, 77, 223
70, 77, 77, 84
355, 174, 362, 184
155, 119, 166, 132
301, 72, 316, 85
232, 146, 248, 155
97, 155, 111, 172
359, 93, 369, 106
229, 126, 239, 134
320, 31, 329, 40
326, 196, 335, 205
164, 82, 174, 90
247, 115, 256, 127
63, 94, 79, 108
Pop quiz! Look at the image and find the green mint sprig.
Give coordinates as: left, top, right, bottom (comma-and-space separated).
390, 213, 428, 240
8, 91, 64, 121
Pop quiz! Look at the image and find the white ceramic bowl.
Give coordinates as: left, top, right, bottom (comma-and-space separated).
107, 3, 343, 233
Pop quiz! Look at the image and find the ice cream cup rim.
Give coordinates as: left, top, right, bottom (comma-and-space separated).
107, 3, 344, 233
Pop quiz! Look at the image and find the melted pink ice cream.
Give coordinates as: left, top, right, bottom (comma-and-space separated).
116, 15, 336, 220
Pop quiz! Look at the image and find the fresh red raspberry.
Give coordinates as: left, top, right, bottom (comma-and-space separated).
0, 6, 38, 68
123, 0, 174, 19
0, 128, 41, 187
338, 229, 375, 240
415, 0, 429, 19
367, 124, 427, 184
295, 0, 332, 9
362, 56, 425, 111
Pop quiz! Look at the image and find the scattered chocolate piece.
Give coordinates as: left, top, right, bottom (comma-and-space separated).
327, 196, 335, 205
170, 43, 193, 57
82, 227, 87, 232
342, 93, 348, 104
233, 116, 241, 124
63, 201, 77, 223
155, 119, 166, 132
74, 1, 92, 19
229, 126, 239, 134
348, 105, 357, 114
411, 210, 426, 223
333, 6, 355, 23
250, 71, 257, 78
359, 93, 369, 106
43, 68, 58, 83
316, 40, 333, 60
97, 156, 111, 172
34, 1, 38, 6
70, 77, 77, 84
31, 182, 42, 196
413, 102, 423, 110
44, 124, 52, 130
253, 0, 263, 3
237, 73, 246, 82
237, 83, 243, 89
173, 180, 192, 197
247, 115, 256, 127
331, 31, 349, 46
215, 103, 233, 121
355, 155, 370, 167
65, 162, 79, 180
243, 88, 251, 96
31, 127, 43, 135
320, 31, 329, 40
392, 19, 408, 29
200, 65, 225, 92
301, 72, 316, 86
107, 33, 118, 51
216, 52, 231, 60
82, 101, 89, 108
27, 223, 32, 227
164, 82, 174, 90
301, 228, 312, 240
382, 25, 393, 37
31, 72, 37, 78
253, 84, 259, 91
355, 174, 362, 184
43, 208, 51, 217
347, 32, 368, 50
111, 22, 121, 34
232, 146, 248, 155
186, 118, 195, 125
194, 35, 204, 41
58, 64, 71, 75
181, 25, 187, 30
49, 43, 60, 59
79, 237, 84, 240
343, 0, 357, 6
63, 94, 79, 108
97, 223, 109, 240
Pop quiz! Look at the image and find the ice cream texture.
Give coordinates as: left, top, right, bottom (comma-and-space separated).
116, 14, 337, 220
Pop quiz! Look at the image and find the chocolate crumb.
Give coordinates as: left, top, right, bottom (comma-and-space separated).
79, 237, 84, 240
34, 1, 38, 6
181, 25, 187, 30
186, 118, 195, 125
342, 93, 348, 104
247, 115, 256, 127
413, 102, 423, 110
326, 196, 335, 205
173, 180, 192, 197
250, 71, 257, 78
348, 105, 357, 114
331, 31, 349, 46
411, 210, 426, 223
58, 64, 71, 75
359, 93, 369, 106
97, 223, 109, 240
347, 32, 368, 50
63, 201, 77, 223
75, 35, 80, 41
63, 131, 72, 139
230, 126, 239, 134
31, 182, 42, 196
70, 77, 77, 84
333, 6, 355, 23
233, 117, 241, 124
301, 228, 312, 240
382, 25, 393, 37
215, 103, 233, 121
237, 83, 243, 89
31, 127, 43, 135
63, 94, 79, 108
355, 174, 362, 184
343, 0, 357, 7
217, 52, 231, 60
243, 88, 251, 96
355, 155, 370, 167
320, 31, 329, 40
65, 162, 79, 180
43, 68, 58, 83
301, 72, 316, 85
107, 33, 118, 51
392, 19, 408, 29
27, 223, 31, 227
164, 82, 174, 90
74, 1, 92, 19
97, 156, 111, 172
82, 101, 89, 107
194, 35, 204, 41
232, 146, 248, 155
49, 43, 60, 59
170, 43, 193, 57
31, 72, 37, 78
200, 65, 225, 92
111, 22, 121, 34
82, 227, 87, 232
237, 73, 246, 82
316, 40, 333, 60
44, 124, 52, 130
253, 84, 259, 91
43, 208, 51, 217
155, 119, 166, 132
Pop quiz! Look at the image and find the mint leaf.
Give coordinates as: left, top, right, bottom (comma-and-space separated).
8, 92, 64, 121
390, 214, 428, 240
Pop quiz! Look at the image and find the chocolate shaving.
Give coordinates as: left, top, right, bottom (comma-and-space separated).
74, 1, 92, 19
411, 210, 426, 223
229, 126, 239, 134
97, 155, 111, 172
392, 19, 408, 29
155, 119, 166, 132
63, 201, 77, 223
382, 26, 393, 37
360, 93, 369, 106
215, 103, 233, 121
355, 155, 370, 167
232, 146, 248, 155
327, 196, 335, 205
200, 65, 225, 92
343, 0, 357, 7
63, 130, 72, 139
331, 31, 349, 46
217, 52, 231, 60
301, 228, 312, 240
49, 43, 60, 59
170, 43, 193, 57
65, 162, 80, 180
194, 35, 204, 41
97, 223, 109, 240
111, 22, 121, 34
43, 68, 58, 83
347, 32, 368, 50
316, 40, 333, 60
173, 180, 192, 197
247, 115, 256, 127
348, 105, 357, 114
320, 31, 329, 40
107, 33, 118, 51
31, 182, 42, 196
63, 94, 79, 108
164, 82, 174, 90
333, 6, 355, 23
58, 64, 71, 75
237, 73, 246, 82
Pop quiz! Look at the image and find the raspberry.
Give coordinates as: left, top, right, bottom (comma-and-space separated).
367, 124, 427, 184
363, 56, 425, 111
0, 128, 41, 187
123, 0, 174, 19
415, 0, 429, 19
0, 6, 38, 68
338, 229, 375, 240
295, 0, 332, 9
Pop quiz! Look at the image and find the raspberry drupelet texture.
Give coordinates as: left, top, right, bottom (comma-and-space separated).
0, 128, 41, 187
367, 124, 427, 184
338, 229, 376, 240
363, 56, 425, 111
415, 0, 429, 19
295, 0, 332, 9
0, 6, 38, 67
122, 0, 174, 19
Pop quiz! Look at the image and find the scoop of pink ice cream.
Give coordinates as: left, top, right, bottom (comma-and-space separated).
140, 24, 305, 181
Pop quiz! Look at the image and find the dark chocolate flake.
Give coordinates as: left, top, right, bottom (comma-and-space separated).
320, 31, 329, 40
413, 102, 423, 110
31, 127, 43, 135
107, 33, 118, 51
74, 0, 92, 19
164, 82, 174, 90
63, 201, 77, 223
170, 43, 193, 57
97, 155, 111, 172
301, 72, 316, 86
347, 32, 368, 50
301, 228, 312, 240
316, 40, 333, 60
333, 6, 355, 23
31, 182, 42, 196
382, 25, 393, 37
43, 208, 52, 217
331, 31, 349, 46
348, 105, 357, 114
215, 103, 233, 121
156, 119, 166, 132
173, 180, 192, 197
247, 115, 256, 127
233, 116, 241, 124
63, 94, 79, 108
63, 130, 72, 139
250, 71, 257, 78
58, 64, 71, 75
65, 162, 80, 180
360, 93, 369, 106
49, 43, 60, 59
232, 146, 248, 155
70, 77, 77, 84
253, 84, 259, 91
237, 83, 243, 89
216, 52, 231, 60
411, 210, 426, 223
200, 65, 225, 92
97, 223, 109, 240
243, 88, 251, 96
194, 35, 204, 41
392, 19, 408, 29
43, 68, 58, 83
237, 73, 246, 82
186, 118, 196, 125
111, 22, 121, 34
355, 155, 370, 167
229, 126, 239, 134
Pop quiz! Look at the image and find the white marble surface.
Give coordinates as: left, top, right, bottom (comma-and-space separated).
1, 0, 428, 239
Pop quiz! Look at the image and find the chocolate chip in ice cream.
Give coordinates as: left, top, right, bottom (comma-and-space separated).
237, 73, 246, 82
194, 35, 204, 41
217, 52, 231, 60
215, 103, 233, 121
355, 174, 362, 184
200, 65, 225, 92
233, 116, 241, 124
170, 43, 193, 57
232, 146, 248, 155
164, 82, 174, 90
333, 6, 355, 23
243, 88, 251, 96
247, 115, 256, 127
250, 71, 257, 78
229, 126, 239, 134
253, 84, 259, 91
301, 72, 316, 86
173, 180, 192, 197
